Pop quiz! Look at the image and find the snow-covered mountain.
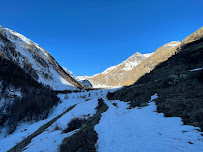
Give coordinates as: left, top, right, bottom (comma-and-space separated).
82, 52, 152, 88
0, 25, 85, 91
85, 41, 180, 88
0, 26, 202, 152
77, 75, 90, 80
62, 67, 78, 80
63, 67, 93, 88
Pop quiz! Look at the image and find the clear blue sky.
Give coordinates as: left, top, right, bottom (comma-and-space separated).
1, 0, 202, 76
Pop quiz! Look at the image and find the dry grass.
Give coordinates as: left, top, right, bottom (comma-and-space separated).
107, 37, 203, 131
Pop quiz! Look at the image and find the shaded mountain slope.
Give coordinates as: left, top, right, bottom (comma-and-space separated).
0, 25, 86, 90
0, 57, 60, 134
107, 27, 203, 130
0, 26, 88, 135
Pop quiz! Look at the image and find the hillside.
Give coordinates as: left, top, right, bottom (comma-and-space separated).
0, 57, 60, 134
63, 67, 93, 88
0, 25, 86, 91
84, 41, 181, 88
84, 52, 153, 88
0, 26, 87, 136
108, 27, 203, 130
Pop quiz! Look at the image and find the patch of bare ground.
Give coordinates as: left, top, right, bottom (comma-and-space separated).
60, 98, 108, 152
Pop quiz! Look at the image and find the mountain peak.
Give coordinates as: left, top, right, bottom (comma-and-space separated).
85, 51, 153, 88
134, 52, 142, 55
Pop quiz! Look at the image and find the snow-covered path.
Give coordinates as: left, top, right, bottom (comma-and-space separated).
0, 90, 106, 152
1, 90, 203, 152
95, 95, 203, 152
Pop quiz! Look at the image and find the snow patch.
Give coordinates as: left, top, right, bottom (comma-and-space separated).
164, 41, 181, 47
95, 94, 203, 152
143, 53, 154, 58
190, 67, 203, 72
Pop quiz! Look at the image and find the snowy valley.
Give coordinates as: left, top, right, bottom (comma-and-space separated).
1, 90, 203, 152
0, 25, 203, 152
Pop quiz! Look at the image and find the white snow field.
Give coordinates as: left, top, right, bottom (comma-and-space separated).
95, 94, 203, 152
0, 90, 105, 152
0, 91, 203, 152
23, 95, 99, 152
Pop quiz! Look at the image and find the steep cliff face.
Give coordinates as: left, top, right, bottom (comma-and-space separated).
0, 25, 86, 91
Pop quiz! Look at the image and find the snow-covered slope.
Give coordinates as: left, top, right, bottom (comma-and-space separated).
122, 52, 153, 71
163, 41, 181, 47
0, 25, 84, 90
77, 76, 90, 80
63, 67, 93, 88
0, 90, 106, 152
62, 67, 77, 80
95, 94, 203, 152
2, 91, 202, 152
